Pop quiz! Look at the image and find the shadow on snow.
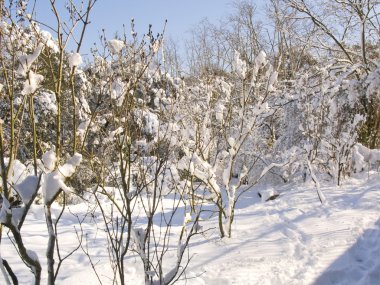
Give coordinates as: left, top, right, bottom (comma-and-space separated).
313, 219, 380, 285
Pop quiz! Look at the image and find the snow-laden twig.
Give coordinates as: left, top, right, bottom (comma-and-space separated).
307, 160, 326, 204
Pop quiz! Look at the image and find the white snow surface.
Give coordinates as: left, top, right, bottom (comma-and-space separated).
1, 172, 380, 284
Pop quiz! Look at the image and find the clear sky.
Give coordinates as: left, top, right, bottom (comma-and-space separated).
29, 0, 265, 56
29, 0, 231, 54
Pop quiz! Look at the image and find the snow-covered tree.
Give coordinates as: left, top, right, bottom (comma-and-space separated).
176, 50, 288, 238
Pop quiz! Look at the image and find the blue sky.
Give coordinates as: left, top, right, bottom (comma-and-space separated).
31, 0, 258, 55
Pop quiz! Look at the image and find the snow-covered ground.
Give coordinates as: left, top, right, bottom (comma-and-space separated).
1, 171, 380, 285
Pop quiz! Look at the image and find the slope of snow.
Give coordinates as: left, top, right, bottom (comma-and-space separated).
182, 173, 380, 285
1, 172, 379, 284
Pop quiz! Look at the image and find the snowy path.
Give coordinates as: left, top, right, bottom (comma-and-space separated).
178, 173, 380, 285
1, 172, 379, 284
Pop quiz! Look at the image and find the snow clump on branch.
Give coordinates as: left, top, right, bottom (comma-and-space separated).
108, 39, 125, 54
68, 52, 83, 68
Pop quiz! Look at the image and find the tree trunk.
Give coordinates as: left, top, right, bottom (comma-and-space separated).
45, 204, 56, 285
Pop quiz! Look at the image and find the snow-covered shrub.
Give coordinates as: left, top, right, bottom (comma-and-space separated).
360, 65, 380, 148
0, 2, 92, 283
70, 24, 206, 284
352, 143, 380, 173
174, 50, 287, 237
277, 63, 365, 186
